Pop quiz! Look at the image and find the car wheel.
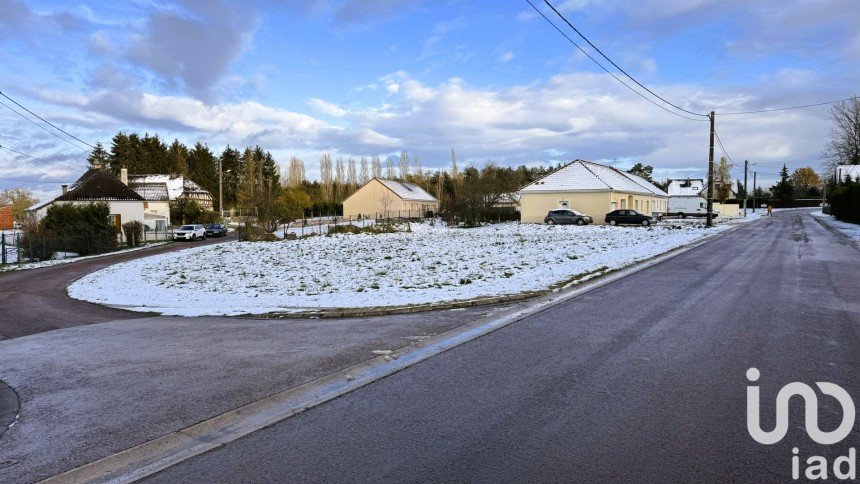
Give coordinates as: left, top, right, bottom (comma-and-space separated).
576, 219, 585, 226
642, 219, 650, 226
679, 212, 686, 219
546, 219, 555, 225
609, 220, 617, 226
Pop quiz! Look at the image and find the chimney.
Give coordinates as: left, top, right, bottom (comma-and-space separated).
61, 184, 68, 194
120, 168, 128, 185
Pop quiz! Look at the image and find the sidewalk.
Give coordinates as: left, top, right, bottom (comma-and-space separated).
0, 306, 510, 482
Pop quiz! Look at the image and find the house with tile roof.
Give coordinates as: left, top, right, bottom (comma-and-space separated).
343, 178, 440, 219
31, 168, 146, 234
518, 159, 669, 224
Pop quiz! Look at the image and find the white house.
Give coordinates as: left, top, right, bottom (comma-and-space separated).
31, 168, 146, 234
667, 177, 736, 199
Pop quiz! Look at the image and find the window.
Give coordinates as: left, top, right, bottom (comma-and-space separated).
559, 200, 569, 208
620, 199, 626, 209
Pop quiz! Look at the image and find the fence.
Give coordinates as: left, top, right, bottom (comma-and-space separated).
1, 231, 120, 265
275, 212, 436, 238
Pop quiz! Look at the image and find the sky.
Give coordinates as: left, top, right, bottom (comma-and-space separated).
1, 0, 858, 203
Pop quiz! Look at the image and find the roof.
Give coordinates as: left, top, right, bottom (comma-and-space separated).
837, 164, 860, 180
128, 174, 211, 200
519, 160, 668, 196
375, 178, 438, 202
53, 169, 145, 202
129, 182, 170, 201
667, 178, 705, 196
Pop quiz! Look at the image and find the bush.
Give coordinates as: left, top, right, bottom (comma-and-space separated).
122, 221, 144, 247
829, 179, 860, 224
36, 202, 117, 256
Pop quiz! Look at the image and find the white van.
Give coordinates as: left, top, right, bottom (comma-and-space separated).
667, 196, 719, 218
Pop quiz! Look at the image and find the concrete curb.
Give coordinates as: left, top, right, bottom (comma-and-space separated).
40, 218, 759, 484
0, 379, 20, 439
810, 212, 860, 252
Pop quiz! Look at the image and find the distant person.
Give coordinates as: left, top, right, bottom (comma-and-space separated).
767, 205, 773, 217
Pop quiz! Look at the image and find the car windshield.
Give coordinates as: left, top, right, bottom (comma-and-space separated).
207, 224, 220, 228
179, 225, 195, 230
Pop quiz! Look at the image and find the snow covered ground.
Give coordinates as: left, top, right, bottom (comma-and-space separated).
69, 216, 760, 317
810, 210, 860, 242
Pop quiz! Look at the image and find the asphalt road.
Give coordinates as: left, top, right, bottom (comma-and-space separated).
0, 234, 237, 340
149, 210, 860, 482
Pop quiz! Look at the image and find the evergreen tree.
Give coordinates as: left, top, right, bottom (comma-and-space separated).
771, 164, 795, 202
87, 142, 109, 169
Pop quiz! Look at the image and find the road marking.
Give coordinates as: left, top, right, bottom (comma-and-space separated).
41, 220, 757, 484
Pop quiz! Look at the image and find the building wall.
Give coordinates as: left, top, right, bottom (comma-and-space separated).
0, 206, 13, 230
143, 201, 171, 228
520, 191, 668, 224
520, 191, 611, 223
713, 202, 740, 217
343, 179, 439, 219
35, 200, 145, 227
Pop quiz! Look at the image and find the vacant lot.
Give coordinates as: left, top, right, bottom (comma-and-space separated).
68, 220, 745, 316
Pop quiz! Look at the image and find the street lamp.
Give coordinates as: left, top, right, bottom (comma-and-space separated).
219, 159, 231, 219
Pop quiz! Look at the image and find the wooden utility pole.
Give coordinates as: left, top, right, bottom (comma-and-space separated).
743, 159, 749, 217
706, 111, 715, 227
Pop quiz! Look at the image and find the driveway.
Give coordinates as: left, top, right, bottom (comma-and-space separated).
0, 234, 238, 340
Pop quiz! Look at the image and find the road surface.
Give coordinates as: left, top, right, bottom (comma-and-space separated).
0, 234, 237, 340
149, 210, 860, 482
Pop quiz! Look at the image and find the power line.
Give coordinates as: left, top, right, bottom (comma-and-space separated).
0, 98, 91, 152
525, 0, 707, 122
541, 0, 709, 118
0, 176, 71, 184
713, 129, 734, 165
0, 144, 71, 180
0, 90, 94, 150
0, 134, 82, 172
718, 97, 855, 116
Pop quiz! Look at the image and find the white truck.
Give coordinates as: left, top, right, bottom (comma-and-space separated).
667, 196, 719, 218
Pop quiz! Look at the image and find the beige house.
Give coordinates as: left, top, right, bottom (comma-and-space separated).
343, 178, 439, 219
519, 159, 669, 224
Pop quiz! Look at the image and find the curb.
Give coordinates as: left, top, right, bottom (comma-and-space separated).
41, 217, 758, 484
0, 379, 20, 439
809, 212, 860, 252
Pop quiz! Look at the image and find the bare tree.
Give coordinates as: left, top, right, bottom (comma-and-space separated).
372, 154, 382, 178
286, 156, 305, 187
386, 156, 395, 179
450, 148, 459, 179
320, 154, 333, 202
823, 97, 860, 171
412, 153, 422, 180
347, 157, 357, 186
377, 189, 396, 219
398, 150, 410, 178
359, 156, 370, 184
714, 156, 734, 202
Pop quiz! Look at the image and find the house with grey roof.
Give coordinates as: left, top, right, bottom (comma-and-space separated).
343, 178, 439, 219
31, 168, 146, 234
518, 159, 669, 224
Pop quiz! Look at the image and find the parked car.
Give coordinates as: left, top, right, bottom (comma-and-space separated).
604, 210, 656, 226
173, 224, 206, 241
205, 223, 228, 237
544, 209, 593, 225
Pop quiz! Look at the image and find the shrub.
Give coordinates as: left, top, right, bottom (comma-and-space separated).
829, 179, 860, 224
36, 202, 117, 256
122, 220, 144, 247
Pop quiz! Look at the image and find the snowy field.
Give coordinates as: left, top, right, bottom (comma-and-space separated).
68, 217, 758, 317
810, 210, 860, 242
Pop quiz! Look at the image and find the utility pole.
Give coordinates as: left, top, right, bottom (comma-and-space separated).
706, 111, 715, 227
743, 159, 749, 217
752, 171, 757, 213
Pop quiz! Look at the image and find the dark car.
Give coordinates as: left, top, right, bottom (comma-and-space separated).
544, 209, 593, 226
205, 223, 228, 237
604, 209, 655, 226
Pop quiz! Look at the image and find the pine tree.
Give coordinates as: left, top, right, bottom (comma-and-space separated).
771, 164, 795, 202
87, 142, 109, 169
167, 140, 188, 174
